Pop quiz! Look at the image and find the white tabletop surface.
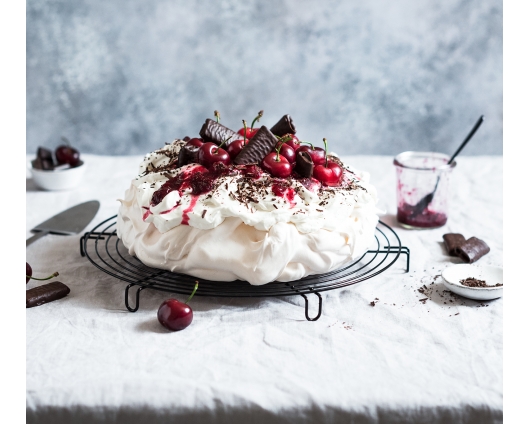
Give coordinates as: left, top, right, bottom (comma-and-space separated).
26, 154, 503, 424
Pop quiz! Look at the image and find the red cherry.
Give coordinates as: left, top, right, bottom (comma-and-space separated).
262, 153, 292, 178
157, 299, 193, 331
297, 145, 326, 166
237, 128, 259, 139
313, 161, 343, 186
26, 262, 32, 284
55, 145, 80, 166
227, 139, 248, 159
282, 134, 301, 151
275, 141, 296, 164
186, 138, 204, 147
157, 282, 198, 331
198, 142, 231, 168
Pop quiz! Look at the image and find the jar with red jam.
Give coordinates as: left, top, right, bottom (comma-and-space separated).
393, 151, 456, 229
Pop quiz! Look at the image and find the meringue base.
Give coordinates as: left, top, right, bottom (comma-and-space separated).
117, 209, 378, 285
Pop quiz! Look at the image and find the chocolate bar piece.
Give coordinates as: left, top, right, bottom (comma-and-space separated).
199, 119, 239, 146
295, 150, 314, 178
443, 233, 466, 255
233, 126, 278, 165
270, 115, 296, 136
177, 144, 200, 167
456, 237, 490, 264
26, 281, 70, 308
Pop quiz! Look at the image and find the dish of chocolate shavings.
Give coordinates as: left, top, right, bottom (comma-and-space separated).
459, 277, 503, 288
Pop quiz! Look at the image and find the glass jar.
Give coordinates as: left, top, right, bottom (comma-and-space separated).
393, 151, 456, 229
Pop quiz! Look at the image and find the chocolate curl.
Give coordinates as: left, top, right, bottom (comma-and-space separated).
443, 233, 466, 256
270, 114, 296, 136
26, 282, 70, 308
233, 126, 278, 165
177, 144, 201, 167
295, 150, 314, 178
199, 119, 239, 146
456, 237, 490, 263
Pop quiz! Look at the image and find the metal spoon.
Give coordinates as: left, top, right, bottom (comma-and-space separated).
410, 115, 485, 217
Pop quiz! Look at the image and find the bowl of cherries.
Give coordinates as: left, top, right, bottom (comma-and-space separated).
30, 137, 86, 191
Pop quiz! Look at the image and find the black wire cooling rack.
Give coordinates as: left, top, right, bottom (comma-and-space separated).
80, 216, 409, 321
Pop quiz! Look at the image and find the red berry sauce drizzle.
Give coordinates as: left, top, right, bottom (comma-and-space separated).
272, 182, 296, 208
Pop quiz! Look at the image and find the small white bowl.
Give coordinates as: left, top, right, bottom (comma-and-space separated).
29, 161, 86, 191
442, 264, 503, 301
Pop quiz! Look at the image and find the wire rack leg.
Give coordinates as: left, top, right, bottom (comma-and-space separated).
125, 284, 145, 312
300, 291, 323, 321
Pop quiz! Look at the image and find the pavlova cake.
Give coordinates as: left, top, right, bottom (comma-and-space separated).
117, 111, 379, 285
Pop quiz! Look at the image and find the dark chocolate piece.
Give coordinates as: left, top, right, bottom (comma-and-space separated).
443, 233, 466, 256
295, 150, 314, 178
456, 237, 490, 264
177, 144, 200, 167
199, 119, 239, 146
37, 146, 53, 161
233, 126, 278, 165
32, 158, 54, 170
26, 282, 70, 308
270, 114, 296, 136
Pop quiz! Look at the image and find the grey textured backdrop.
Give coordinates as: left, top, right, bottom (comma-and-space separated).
26, 0, 502, 157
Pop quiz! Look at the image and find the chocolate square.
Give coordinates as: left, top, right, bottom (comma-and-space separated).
443, 233, 467, 255
456, 237, 491, 264
270, 115, 296, 137
199, 119, 239, 146
295, 150, 314, 178
26, 282, 70, 308
233, 126, 278, 165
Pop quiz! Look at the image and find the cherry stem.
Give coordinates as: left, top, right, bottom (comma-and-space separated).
242, 120, 248, 144
214, 136, 230, 154
322, 138, 329, 167
26, 271, 59, 281
185, 281, 199, 304
214, 110, 220, 123
300, 141, 314, 149
60, 136, 71, 146
251, 110, 263, 129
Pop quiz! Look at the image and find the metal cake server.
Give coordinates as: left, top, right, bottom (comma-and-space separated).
26, 200, 100, 247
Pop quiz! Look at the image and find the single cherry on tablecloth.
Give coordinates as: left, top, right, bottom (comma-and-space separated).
157, 282, 199, 331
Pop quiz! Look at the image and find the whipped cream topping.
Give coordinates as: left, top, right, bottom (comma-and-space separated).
117, 139, 380, 284
123, 140, 378, 235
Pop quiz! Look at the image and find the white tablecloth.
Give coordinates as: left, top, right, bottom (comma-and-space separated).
26, 154, 503, 424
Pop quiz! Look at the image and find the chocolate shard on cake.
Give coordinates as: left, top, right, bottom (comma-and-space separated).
177, 144, 200, 168
295, 150, 314, 178
270, 114, 296, 136
456, 237, 490, 263
443, 233, 466, 256
199, 119, 239, 146
233, 126, 278, 165
26, 281, 70, 308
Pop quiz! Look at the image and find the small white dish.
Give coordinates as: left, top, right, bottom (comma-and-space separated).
442, 264, 503, 301
29, 160, 86, 191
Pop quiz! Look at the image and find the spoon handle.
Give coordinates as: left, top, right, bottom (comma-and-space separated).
448, 115, 484, 164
